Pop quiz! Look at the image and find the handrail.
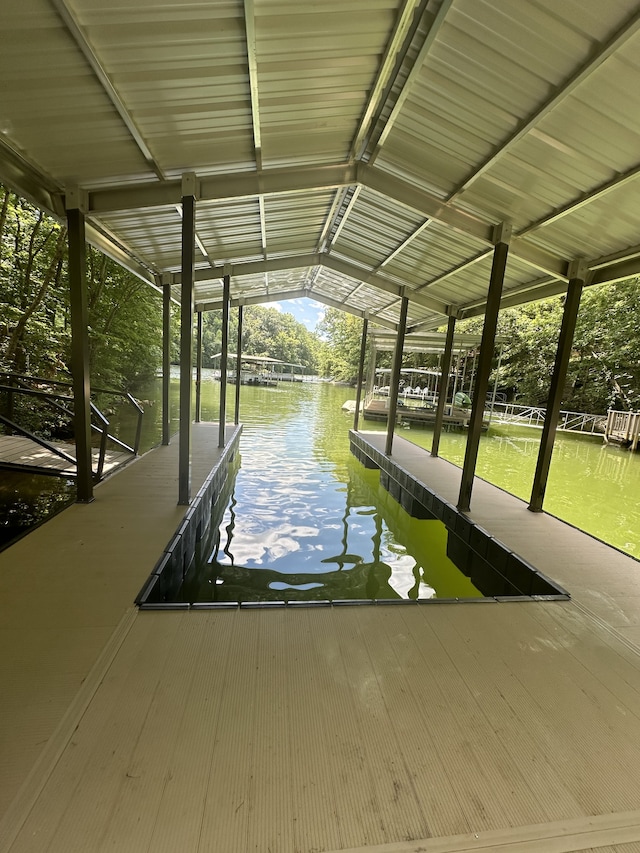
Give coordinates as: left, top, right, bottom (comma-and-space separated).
0, 412, 77, 465
0, 373, 145, 479
489, 402, 606, 434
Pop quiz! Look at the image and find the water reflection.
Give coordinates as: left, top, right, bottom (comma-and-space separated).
180, 435, 479, 604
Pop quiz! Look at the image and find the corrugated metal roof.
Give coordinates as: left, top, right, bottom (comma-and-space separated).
2, 0, 640, 331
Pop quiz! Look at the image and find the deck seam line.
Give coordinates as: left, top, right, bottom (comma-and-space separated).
0, 606, 139, 852
322, 808, 640, 853
571, 598, 640, 658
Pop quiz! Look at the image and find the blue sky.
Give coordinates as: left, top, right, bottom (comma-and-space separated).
270, 297, 325, 332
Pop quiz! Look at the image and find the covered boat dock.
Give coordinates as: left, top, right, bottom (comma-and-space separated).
4, 432, 640, 852
4, 1, 640, 851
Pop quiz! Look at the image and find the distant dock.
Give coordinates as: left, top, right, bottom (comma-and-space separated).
604, 409, 640, 450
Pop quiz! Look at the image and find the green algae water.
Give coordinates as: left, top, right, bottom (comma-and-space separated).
6, 369, 640, 571
181, 376, 482, 601
365, 416, 640, 558
129, 371, 640, 564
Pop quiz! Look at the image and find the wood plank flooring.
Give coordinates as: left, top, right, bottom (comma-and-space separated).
0, 435, 132, 476
0, 424, 240, 825
7, 603, 640, 853
4, 427, 640, 852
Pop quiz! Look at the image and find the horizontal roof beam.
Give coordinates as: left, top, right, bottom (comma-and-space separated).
172, 252, 449, 317
78, 162, 571, 288
84, 164, 358, 213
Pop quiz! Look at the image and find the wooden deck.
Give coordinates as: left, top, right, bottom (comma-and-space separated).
0, 435, 133, 477
3, 429, 640, 852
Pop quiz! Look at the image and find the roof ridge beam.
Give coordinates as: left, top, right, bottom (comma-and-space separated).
369, 0, 454, 163
350, 0, 427, 160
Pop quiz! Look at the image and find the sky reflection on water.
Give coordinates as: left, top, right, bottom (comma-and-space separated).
180, 381, 476, 603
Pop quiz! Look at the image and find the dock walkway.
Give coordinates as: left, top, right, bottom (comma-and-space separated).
0, 435, 132, 477
0, 423, 240, 829
3, 430, 640, 852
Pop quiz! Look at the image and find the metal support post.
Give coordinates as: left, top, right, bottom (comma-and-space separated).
385, 295, 409, 456
219, 273, 230, 448
458, 225, 511, 512
178, 174, 196, 505
488, 345, 504, 423
431, 315, 456, 458
195, 310, 203, 423
353, 314, 369, 431
66, 198, 93, 503
529, 261, 587, 512
162, 275, 171, 445
234, 302, 243, 425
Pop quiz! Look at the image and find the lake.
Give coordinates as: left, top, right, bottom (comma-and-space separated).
3, 370, 640, 572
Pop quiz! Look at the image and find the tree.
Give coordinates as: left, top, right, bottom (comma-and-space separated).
316, 308, 365, 382
187, 304, 322, 372
0, 185, 163, 393
457, 278, 640, 413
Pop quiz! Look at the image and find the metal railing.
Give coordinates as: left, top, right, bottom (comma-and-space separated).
489, 402, 607, 435
0, 372, 144, 479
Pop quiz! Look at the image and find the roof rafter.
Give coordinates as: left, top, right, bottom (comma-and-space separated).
49, 0, 165, 181
243, 0, 262, 170
451, 7, 640, 200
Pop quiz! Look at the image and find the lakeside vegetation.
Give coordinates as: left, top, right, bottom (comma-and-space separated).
2, 183, 640, 418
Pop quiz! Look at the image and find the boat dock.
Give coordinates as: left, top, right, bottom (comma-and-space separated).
605, 409, 640, 450
3, 429, 640, 851
0, 435, 133, 478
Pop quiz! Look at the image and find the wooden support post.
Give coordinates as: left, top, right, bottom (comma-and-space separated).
353, 315, 369, 431
178, 173, 196, 505
431, 315, 456, 458
162, 275, 171, 446
234, 303, 243, 425
385, 294, 409, 456
66, 195, 93, 503
219, 273, 230, 448
195, 309, 203, 423
458, 225, 511, 512
529, 261, 586, 512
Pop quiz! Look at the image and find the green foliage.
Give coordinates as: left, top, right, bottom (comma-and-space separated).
458, 278, 640, 413
316, 308, 365, 382
0, 185, 162, 393
190, 304, 322, 372
85, 248, 162, 390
